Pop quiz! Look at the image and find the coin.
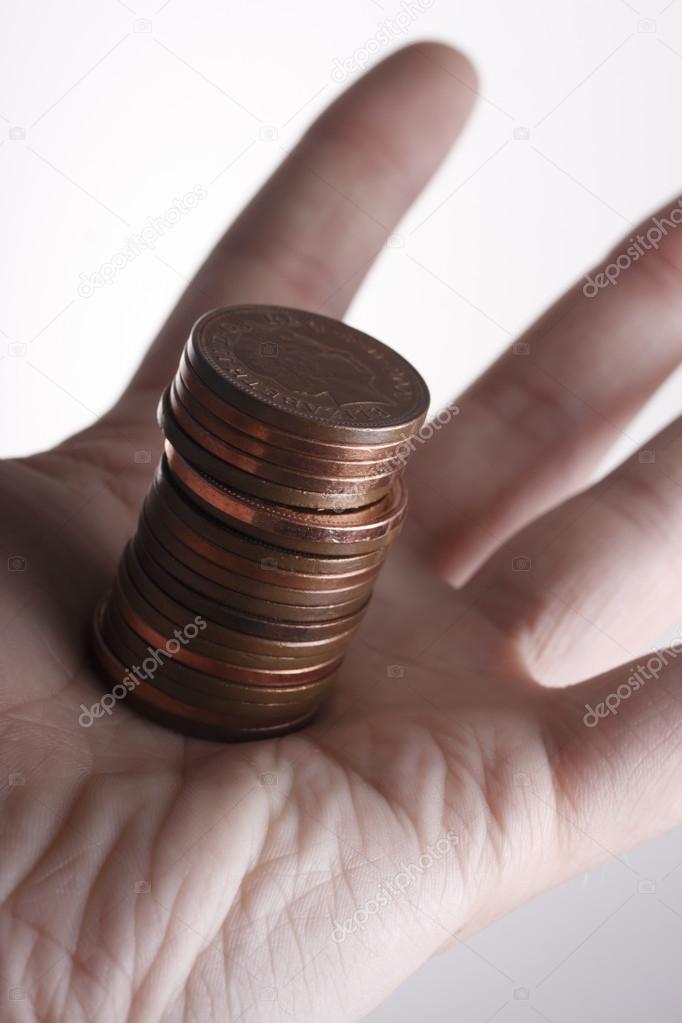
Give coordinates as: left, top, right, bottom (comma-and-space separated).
140, 504, 377, 607
150, 462, 388, 575
145, 484, 380, 590
166, 443, 408, 555
99, 593, 337, 704
126, 539, 369, 641
179, 351, 412, 463
174, 367, 401, 478
92, 304, 426, 741
92, 602, 322, 740
112, 555, 345, 668
133, 521, 373, 622
163, 383, 396, 503
104, 594, 342, 687
122, 540, 358, 657
187, 305, 429, 444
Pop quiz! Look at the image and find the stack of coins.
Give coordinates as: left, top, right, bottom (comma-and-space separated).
92, 305, 429, 741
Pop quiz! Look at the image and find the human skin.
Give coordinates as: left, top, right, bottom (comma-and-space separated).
3, 41, 682, 1022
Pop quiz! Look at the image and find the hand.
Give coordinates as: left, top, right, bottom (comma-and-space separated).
3, 42, 682, 1023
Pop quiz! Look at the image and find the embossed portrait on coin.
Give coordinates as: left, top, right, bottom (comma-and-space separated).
234, 328, 399, 412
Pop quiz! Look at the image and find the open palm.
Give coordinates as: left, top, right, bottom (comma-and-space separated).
4, 43, 682, 1023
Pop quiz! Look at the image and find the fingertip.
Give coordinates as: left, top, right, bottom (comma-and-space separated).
399, 40, 478, 93
376, 40, 479, 119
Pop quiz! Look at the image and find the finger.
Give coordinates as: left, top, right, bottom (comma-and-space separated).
95, 42, 477, 440
408, 195, 682, 583
467, 411, 682, 686
540, 649, 682, 879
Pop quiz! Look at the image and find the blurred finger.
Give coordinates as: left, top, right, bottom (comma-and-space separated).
98, 42, 477, 440
468, 411, 682, 686
409, 196, 682, 583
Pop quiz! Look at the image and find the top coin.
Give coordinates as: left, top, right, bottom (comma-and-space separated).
187, 305, 430, 444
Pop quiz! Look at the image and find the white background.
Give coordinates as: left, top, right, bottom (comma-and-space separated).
2, 1, 682, 1019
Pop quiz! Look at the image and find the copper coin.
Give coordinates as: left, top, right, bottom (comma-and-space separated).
134, 518, 372, 622
179, 350, 413, 463
92, 604, 321, 739
145, 484, 380, 591
112, 556, 345, 669
151, 462, 388, 575
104, 591, 342, 686
126, 538, 369, 640
102, 602, 336, 713
122, 540, 358, 657
163, 384, 395, 504
141, 504, 377, 608
99, 594, 336, 705
162, 415, 390, 512
174, 367, 401, 478
165, 444, 408, 555
101, 611, 333, 716
187, 305, 429, 444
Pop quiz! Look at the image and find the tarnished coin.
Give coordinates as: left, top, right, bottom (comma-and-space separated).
99, 592, 337, 705
187, 305, 429, 444
112, 556, 346, 669
145, 484, 380, 590
126, 539, 369, 641
161, 384, 395, 505
180, 352, 412, 463
92, 602, 323, 740
140, 505, 377, 608
92, 304, 426, 742
122, 541, 358, 657
166, 443, 408, 555
174, 367, 401, 477
104, 593, 342, 687
150, 462, 388, 574
133, 520, 372, 622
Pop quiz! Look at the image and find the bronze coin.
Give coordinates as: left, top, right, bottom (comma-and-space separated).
133, 519, 372, 622
165, 443, 408, 555
140, 503, 377, 608
122, 540, 358, 657
151, 462, 388, 575
174, 367, 401, 478
98, 594, 336, 705
163, 384, 396, 503
179, 350, 412, 463
92, 605, 321, 739
187, 305, 429, 444
145, 484, 380, 591
112, 556, 344, 669
127, 690, 320, 741
102, 602, 334, 714
103, 591, 342, 686
126, 537, 369, 641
